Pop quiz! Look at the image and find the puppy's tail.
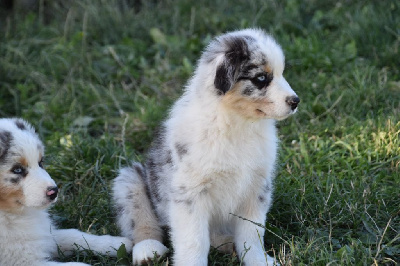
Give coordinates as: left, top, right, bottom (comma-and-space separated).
112, 162, 163, 243
112, 163, 144, 240
112, 163, 168, 263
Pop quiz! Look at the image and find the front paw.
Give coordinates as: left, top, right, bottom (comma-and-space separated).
132, 239, 168, 265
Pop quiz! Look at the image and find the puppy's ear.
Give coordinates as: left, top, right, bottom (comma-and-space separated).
0, 131, 12, 162
214, 62, 231, 95
214, 36, 250, 94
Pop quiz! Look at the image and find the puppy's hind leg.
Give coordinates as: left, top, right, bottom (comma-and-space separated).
112, 163, 168, 264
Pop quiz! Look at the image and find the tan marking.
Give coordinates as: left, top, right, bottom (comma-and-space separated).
127, 183, 164, 244
19, 156, 28, 167
134, 225, 164, 244
221, 83, 273, 119
264, 65, 272, 74
0, 183, 24, 211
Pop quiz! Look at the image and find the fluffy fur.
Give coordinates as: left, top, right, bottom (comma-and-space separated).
0, 118, 133, 266
113, 28, 299, 265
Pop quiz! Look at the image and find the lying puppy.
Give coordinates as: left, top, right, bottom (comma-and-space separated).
0, 118, 133, 266
113, 28, 299, 265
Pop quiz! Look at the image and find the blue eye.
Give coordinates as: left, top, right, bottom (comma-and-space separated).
257, 75, 266, 82
12, 167, 24, 174
251, 73, 273, 89
11, 164, 27, 176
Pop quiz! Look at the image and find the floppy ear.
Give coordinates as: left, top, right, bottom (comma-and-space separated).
214, 62, 232, 95
0, 131, 12, 162
214, 36, 251, 95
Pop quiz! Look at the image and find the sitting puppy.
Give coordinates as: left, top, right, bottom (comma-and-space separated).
0, 118, 133, 266
113, 28, 299, 265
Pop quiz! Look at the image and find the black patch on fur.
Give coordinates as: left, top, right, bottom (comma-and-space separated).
143, 125, 173, 221
38, 157, 44, 168
165, 150, 173, 165
175, 143, 188, 160
115, 204, 124, 216
133, 163, 145, 180
214, 36, 252, 95
173, 198, 193, 209
135, 163, 159, 207
15, 120, 26, 130
132, 162, 161, 223
146, 159, 162, 203
262, 183, 271, 193
225, 36, 252, 62
172, 185, 194, 209
242, 86, 254, 96
10, 177, 21, 184
5, 177, 21, 184
241, 64, 258, 77
0, 131, 12, 162
215, 64, 231, 94
126, 192, 134, 200
258, 195, 265, 203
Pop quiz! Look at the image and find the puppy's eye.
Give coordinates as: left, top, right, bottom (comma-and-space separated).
11, 166, 26, 175
39, 158, 44, 168
13, 168, 23, 174
257, 75, 266, 82
251, 73, 273, 89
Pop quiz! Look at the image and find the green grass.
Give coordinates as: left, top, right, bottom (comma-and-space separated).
1, 0, 399, 265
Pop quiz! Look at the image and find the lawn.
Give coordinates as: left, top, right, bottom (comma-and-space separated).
0, 0, 399, 265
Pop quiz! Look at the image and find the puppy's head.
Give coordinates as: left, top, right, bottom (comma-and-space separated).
0, 118, 58, 212
202, 28, 299, 120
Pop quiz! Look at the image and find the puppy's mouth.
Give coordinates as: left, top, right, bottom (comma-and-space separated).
33, 200, 55, 209
256, 109, 266, 116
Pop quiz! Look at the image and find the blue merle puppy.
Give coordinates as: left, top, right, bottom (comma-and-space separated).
113, 28, 299, 266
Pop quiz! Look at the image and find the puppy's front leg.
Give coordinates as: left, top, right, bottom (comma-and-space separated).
234, 196, 278, 266
52, 229, 133, 257
169, 193, 210, 266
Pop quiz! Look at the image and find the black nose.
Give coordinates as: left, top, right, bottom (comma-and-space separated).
286, 96, 300, 110
46, 186, 58, 201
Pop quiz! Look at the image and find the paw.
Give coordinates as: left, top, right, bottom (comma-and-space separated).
132, 239, 168, 265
